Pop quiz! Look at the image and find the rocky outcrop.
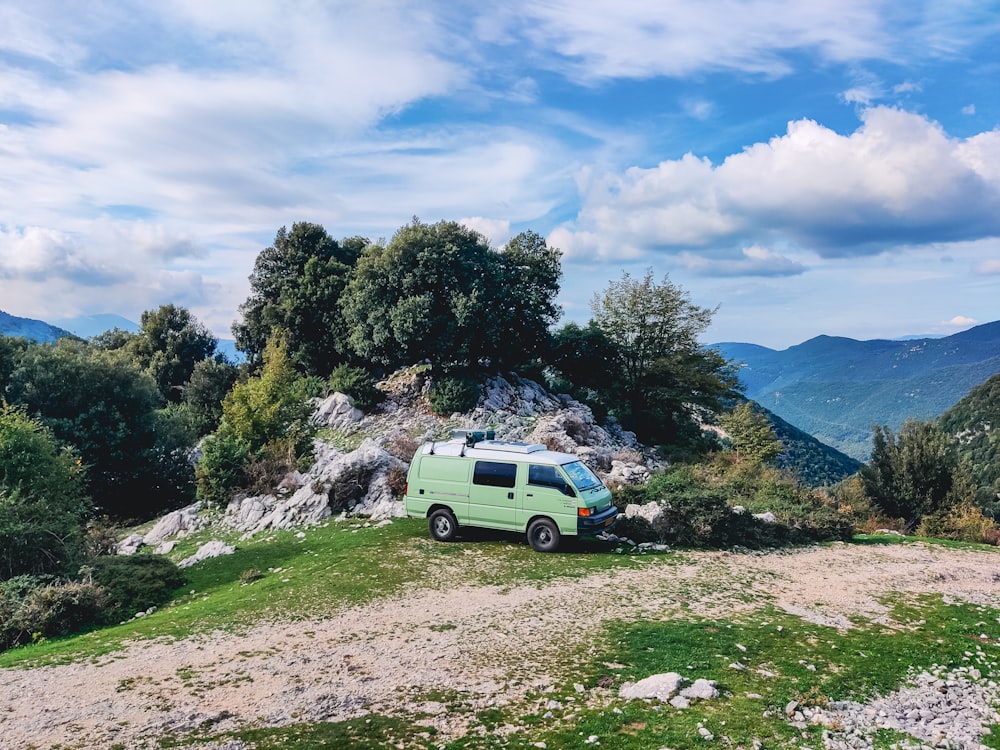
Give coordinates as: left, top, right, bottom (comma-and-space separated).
223, 438, 407, 537
131, 367, 657, 548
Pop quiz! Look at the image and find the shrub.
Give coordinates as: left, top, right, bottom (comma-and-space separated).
428, 375, 480, 416
384, 431, 419, 461
90, 554, 186, 623
385, 465, 408, 498
196, 427, 252, 505
0, 576, 108, 650
328, 365, 383, 411
917, 501, 999, 544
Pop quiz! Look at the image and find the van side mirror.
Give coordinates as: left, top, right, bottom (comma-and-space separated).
561, 483, 576, 497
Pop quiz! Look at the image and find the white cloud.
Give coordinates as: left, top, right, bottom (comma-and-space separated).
493, 0, 890, 80
553, 107, 1000, 267
976, 260, 1000, 274
842, 87, 876, 105
941, 315, 977, 327
962, 104, 976, 115
678, 245, 807, 277
459, 217, 511, 247
893, 81, 922, 94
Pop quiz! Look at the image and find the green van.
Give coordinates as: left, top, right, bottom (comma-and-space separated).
404, 431, 618, 552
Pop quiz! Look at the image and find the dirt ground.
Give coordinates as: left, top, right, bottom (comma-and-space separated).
3, 541, 999, 749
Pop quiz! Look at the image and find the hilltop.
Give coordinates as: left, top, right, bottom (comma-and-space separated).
0, 309, 73, 343
714, 321, 1000, 459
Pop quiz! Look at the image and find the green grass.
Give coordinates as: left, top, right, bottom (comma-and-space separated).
5, 524, 1000, 749
0, 518, 656, 667
508, 594, 1000, 749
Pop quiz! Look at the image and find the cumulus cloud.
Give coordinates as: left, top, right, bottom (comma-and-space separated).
459, 217, 511, 246
0, 226, 129, 285
941, 315, 977, 327
553, 107, 1000, 265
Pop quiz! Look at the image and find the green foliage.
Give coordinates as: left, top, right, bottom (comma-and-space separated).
196, 334, 313, 505
182, 357, 239, 436
195, 426, 252, 505
559, 270, 740, 450
860, 420, 961, 525
3, 338, 174, 518
937, 372, 1000, 513
341, 219, 561, 372
763, 406, 861, 487
721, 401, 784, 464
90, 554, 186, 622
613, 458, 854, 548
0, 576, 108, 650
233, 223, 366, 376
0, 405, 90, 578
427, 374, 480, 416
125, 305, 218, 403
327, 365, 383, 411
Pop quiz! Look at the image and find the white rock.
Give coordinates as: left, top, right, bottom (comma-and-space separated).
619, 673, 687, 701
178, 540, 235, 569
680, 679, 720, 700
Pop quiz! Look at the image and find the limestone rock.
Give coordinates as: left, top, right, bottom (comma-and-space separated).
178, 540, 235, 568
625, 503, 663, 525
144, 502, 203, 545
680, 678, 720, 700
312, 393, 363, 429
619, 672, 687, 701
116, 533, 145, 555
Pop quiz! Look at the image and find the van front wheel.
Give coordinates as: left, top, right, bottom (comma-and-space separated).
429, 509, 458, 542
527, 518, 560, 552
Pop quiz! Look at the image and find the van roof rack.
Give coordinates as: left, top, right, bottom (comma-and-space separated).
450, 428, 496, 446
475, 440, 545, 454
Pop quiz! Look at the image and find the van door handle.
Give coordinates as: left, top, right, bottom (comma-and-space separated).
526, 493, 533, 497
508, 492, 514, 499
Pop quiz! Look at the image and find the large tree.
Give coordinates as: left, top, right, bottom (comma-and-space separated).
586, 270, 740, 445
4, 339, 168, 518
341, 219, 562, 372
126, 305, 218, 403
860, 420, 962, 524
233, 223, 366, 375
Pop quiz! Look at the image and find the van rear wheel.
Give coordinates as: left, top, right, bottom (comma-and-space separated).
429, 509, 458, 542
527, 518, 560, 552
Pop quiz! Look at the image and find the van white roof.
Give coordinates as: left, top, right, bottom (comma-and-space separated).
421, 439, 580, 465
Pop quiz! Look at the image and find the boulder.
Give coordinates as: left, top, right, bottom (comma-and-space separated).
116, 533, 145, 555
624, 503, 663, 525
178, 540, 235, 568
312, 393, 363, 430
619, 672, 687, 701
144, 502, 203, 545
223, 438, 407, 536
680, 678, 720, 700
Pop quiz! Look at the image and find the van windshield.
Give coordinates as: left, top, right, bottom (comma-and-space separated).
562, 461, 602, 491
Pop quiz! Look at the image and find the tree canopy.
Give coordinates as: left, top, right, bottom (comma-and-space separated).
561, 270, 740, 447
341, 219, 561, 373
233, 223, 366, 375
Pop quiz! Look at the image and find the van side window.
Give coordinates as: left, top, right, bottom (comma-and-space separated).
528, 464, 565, 490
473, 461, 517, 488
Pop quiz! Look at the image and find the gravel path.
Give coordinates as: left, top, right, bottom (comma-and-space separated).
3, 542, 999, 749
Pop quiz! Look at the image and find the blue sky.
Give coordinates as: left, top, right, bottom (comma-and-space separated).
0, 1, 998, 349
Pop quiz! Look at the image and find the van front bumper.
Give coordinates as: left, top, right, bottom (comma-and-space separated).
577, 505, 619, 535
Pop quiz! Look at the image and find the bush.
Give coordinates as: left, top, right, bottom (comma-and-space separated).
196, 427, 252, 505
0, 576, 108, 650
90, 554, 186, 623
428, 375, 480, 416
328, 365, 383, 411
385, 465, 408, 498
917, 501, 999, 544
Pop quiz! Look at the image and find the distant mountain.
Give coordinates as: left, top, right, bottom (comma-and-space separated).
714, 321, 1000, 460
0, 310, 74, 343
52, 313, 140, 338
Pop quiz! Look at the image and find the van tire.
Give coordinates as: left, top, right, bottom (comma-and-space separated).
527, 518, 560, 552
429, 509, 458, 542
